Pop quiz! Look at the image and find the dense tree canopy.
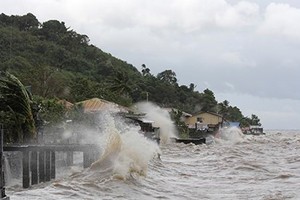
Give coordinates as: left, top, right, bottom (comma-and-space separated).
157, 69, 178, 86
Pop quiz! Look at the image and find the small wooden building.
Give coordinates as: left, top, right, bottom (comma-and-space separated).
185, 111, 223, 130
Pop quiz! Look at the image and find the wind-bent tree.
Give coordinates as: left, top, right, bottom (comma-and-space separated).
0, 71, 36, 143
108, 70, 132, 96
106, 70, 134, 106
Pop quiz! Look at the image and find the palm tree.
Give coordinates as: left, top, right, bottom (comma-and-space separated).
108, 70, 132, 96
0, 71, 36, 143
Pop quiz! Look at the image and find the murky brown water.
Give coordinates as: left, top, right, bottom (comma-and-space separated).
6, 129, 300, 200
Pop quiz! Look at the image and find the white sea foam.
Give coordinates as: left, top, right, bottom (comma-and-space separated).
89, 110, 160, 179
215, 126, 245, 144
133, 101, 177, 143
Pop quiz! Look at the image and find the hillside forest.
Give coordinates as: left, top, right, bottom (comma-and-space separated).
0, 13, 261, 142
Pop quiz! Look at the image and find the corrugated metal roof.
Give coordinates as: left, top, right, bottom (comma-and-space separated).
193, 111, 223, 118
76, 98, 129, 113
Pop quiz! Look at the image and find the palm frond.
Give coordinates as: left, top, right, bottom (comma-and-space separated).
0, 71, 36, 142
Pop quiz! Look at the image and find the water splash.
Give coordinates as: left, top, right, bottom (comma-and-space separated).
133, 101, 177, 143
88, 108, 161, 180
215, 127, 245, 144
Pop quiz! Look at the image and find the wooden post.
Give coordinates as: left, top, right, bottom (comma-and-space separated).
50, 151, 55, 179
66, 152, 73, 166
92, 149, 100, 163
83, 148, 100, 168
1, 144, 99, 192
0, 124, 9, 199
45, 151, 51, 181
30, 151, 38, 185
83, 151, 91, 168
83, 147, 100, 168
0, 125, 4, 196
22, 151, 30, 188
38, 151, 45, 182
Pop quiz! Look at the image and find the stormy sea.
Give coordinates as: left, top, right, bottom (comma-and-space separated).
4, 105, 300, 200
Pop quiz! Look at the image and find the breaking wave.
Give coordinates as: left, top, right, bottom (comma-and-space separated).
214, 126, 245, 144
84, 109, 161, 180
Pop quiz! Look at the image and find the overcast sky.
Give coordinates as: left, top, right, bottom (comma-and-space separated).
2, 0, 300, 129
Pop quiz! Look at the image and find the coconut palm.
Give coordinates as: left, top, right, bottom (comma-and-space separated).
0, 71, 36, 143
108, 70, 132, 96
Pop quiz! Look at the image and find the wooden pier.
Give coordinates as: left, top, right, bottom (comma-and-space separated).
172, 137, 206, 145
3, 144, 100, 189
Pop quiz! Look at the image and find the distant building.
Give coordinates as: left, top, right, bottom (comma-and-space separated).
185, 111, 223, 131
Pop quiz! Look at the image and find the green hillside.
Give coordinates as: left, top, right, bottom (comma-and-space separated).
0, 13, 261, 127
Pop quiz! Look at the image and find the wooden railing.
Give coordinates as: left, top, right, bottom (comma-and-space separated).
0, 124, 101, 195
3, 144, 100, 189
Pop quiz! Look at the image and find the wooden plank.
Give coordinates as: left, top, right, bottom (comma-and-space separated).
22, 151, 30, 188
66, 152, 73, 166
174, 138, 206, 145
0, 125, 9, 199
39, 151, 45, 183
30, 151, 38, 185
0, 127, 4, 195
83, 151, 90, 168
45, 151, 51, 182
50, 151, 55, 179
3, 144, 98, 152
